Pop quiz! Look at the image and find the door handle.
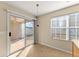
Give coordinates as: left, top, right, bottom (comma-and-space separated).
9, 32, 11, 37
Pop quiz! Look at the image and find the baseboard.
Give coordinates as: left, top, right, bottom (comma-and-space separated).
39, 41, 72, 54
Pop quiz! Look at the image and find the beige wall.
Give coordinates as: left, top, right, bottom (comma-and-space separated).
38, 4, 79, 54
0, 8, 7, 57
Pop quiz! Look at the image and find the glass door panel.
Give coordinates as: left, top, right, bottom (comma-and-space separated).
10, 16, 25, 54
25, 21, 34, 46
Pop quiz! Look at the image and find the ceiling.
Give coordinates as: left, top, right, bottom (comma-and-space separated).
3, 1, 79, 16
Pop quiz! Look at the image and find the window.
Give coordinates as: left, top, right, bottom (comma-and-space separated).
69, 14, 76, 27
51, 16, 67, 40
77, 14, 79, 27
69, 28, 77, 40
51, 13, 79, 40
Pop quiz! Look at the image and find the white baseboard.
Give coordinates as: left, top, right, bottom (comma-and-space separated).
38, 41, 72, 54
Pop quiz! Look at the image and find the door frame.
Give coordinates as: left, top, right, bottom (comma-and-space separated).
6, 11, 34, 56
6, 11, 35, 56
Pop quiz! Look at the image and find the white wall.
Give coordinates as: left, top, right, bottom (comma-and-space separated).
0, 3, 34, 57
38, 4, 79, 54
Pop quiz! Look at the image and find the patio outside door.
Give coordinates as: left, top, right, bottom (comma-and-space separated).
7, 13, 35, 56
7, 14, 26, 55
25, 21, 34, 46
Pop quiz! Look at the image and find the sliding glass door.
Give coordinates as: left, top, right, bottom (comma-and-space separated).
25, 21, 34, 46
7, 12, 35, 56
9, 16, 25, 54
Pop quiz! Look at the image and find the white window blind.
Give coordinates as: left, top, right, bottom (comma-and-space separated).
51, 13, 79, 40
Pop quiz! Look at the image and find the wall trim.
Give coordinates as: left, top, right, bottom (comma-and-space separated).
38, 41, 72, 54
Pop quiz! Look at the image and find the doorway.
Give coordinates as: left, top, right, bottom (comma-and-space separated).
7, 13, 34, 56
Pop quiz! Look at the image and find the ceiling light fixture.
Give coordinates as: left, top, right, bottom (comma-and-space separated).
36, 3, 39, 18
